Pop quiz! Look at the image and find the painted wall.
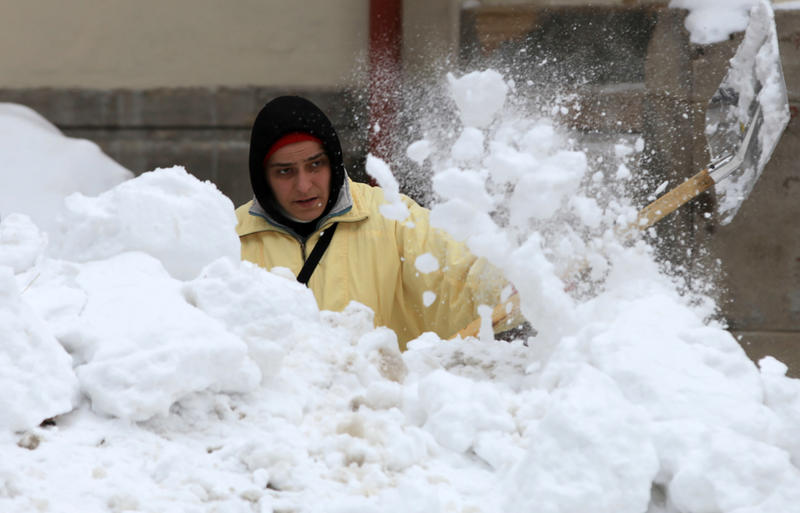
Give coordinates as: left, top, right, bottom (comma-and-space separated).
0, 0, 368, 88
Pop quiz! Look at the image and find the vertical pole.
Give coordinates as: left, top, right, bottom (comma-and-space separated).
369, 0, 403, 184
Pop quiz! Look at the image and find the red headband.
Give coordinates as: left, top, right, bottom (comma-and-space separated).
264, 132, 323, 167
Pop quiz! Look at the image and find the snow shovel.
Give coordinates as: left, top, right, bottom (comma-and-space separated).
451, 0, 790, 340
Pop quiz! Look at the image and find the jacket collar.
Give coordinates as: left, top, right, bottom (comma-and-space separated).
237, 177, 367, 238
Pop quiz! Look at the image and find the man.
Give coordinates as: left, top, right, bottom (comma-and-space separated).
235, 96, 505, 349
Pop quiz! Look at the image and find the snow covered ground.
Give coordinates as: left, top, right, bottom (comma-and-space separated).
2, 2, 799, 512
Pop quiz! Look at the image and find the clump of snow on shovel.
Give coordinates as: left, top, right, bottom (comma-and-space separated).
706, 0, 790, 224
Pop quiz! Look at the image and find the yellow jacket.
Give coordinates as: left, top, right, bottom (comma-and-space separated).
236, 180, 505, 349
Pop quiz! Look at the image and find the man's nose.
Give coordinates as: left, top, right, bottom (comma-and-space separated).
295, 169, 313, 192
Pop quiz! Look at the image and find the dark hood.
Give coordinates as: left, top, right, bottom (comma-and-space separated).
248, 96, 346, 228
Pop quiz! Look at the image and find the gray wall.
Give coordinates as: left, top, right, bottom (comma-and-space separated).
0, 0, 368, 89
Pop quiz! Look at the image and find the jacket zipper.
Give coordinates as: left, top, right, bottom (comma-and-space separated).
298, 227, 329, 263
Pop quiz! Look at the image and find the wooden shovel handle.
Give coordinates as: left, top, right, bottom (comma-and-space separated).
634, 169, 715, 230
450, 169, 716, 340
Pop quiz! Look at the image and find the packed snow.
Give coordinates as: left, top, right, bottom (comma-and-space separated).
2, 6, 800, 513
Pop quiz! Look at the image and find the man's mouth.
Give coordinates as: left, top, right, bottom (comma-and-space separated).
295, 197, 320, 207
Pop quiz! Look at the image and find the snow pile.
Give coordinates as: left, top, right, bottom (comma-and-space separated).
0, 103, 132, 235
52, 166, 241, 280
0, 265, 79, 432
61, 252, 260, 421
2, 174, 259, 426
2, 64, 800, 513
0, 213, 47, 272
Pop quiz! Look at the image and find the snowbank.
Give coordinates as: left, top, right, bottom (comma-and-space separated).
0, 265, 79, 433
0, 103, 132, 235
52, 166, 241, 280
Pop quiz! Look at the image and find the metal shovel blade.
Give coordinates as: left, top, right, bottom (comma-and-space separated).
704, 0, 790, 225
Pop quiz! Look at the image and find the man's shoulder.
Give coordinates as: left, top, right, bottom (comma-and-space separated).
235, 200, 270, 237
349, 180, 377, 199
234, 200, 253, 218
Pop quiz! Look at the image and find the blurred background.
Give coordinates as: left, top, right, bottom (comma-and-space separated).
0, 0, 797, 374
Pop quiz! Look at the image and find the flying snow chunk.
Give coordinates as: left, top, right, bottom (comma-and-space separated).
366, 154, 410, 221
614, 143, 634, 159
0, 103, 132, 235
432, 167, 494, 213
53, 166, 240, 281
430, 199, 500, 243
486, 141, 539, 185
509, 150, 588, 223
570, 196, 603, 229
448, 70, 509, 128
451, 127, 485, 161
406, 139, 433, 165
414, 253, 440, 274
521, 122, 558, 156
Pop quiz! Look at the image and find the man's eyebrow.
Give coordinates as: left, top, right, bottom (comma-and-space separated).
267, 152, 326, 168
305, 152, 326, 162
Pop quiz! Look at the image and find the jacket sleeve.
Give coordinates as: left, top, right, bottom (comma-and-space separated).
390, 195, 509, 341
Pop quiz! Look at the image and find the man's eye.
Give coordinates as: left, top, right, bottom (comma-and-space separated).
276, 168, 293, 176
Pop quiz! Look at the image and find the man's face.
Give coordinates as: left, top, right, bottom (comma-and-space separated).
266, 140, 331, 222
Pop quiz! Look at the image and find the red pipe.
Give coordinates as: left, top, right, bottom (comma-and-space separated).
368, 0, 403, 183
